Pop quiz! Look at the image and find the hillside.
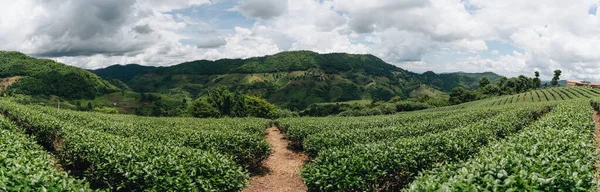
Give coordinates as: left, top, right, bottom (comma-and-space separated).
91, 51, 503, 109
0, 51, 119, 99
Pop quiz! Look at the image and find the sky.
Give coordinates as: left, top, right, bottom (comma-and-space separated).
0, 0, 599, 80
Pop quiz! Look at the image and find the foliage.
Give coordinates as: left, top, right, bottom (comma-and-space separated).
449, 87, 478, 105
482, 87, 600, 106
244, 95, 278, 118
450, 71, 561, 105
0, 51, 119, 99
301, 100, 432, 117
302, 109, 500, 157
0, 115, 95, 191
479, 76, 490, 88
408, 100, 595, 191
188, 88, 279, 118
0, 99, 255, 191
92, 107, 119, 114
90, 51, 503, 110
188, 97, 220, 118
552, 69, 562, 86
301, 104, 551, 191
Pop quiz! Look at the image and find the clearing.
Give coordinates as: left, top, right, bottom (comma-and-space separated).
0, 76, 21, 91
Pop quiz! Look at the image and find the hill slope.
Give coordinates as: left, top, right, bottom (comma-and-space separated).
0, 51, 119, 99
91, 51, 503, 109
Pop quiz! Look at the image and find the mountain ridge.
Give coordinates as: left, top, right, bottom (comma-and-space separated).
91, 51, 503, 109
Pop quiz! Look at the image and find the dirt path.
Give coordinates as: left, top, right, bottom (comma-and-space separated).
243, 127, 308, 192
593, 111, 600, 192
0, 76, 21, 91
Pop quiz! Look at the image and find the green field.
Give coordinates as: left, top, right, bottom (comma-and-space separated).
1, 86, 599, 191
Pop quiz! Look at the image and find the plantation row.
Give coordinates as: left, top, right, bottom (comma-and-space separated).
1, 88, 599, 191
30, 105, 270, 168
0, 115, 94, 191
0, 100, 262, 191
288, 108, 502, 157
276, 102, 552, 191
278, 109, 460, 149
299, 104, 552, 191
408, 100, 596, 191
480, 87, 600, 106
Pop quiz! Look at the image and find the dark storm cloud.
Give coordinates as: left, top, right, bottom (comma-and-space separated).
196, 38, 227, 49
32, 42, 149, 57
29, 0, 155, 57
133, 24, 154, 34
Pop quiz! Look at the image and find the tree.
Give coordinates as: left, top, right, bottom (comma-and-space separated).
481, 84, 501, 96
479, 77, 491, 89
245, 95, 278, 118
449, 87, 477, 105
188, 97, 220, 118
533, 71, 541, 88
551, 70, 562, 87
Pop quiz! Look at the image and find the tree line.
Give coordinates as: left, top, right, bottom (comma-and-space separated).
450, 70, 562, 105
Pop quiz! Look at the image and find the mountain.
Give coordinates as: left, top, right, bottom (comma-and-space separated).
90, 51, 504, 109
0, 51, 119, 99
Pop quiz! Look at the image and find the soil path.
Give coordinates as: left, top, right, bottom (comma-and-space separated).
593, 111, 600, 192
243, 127, 308, 192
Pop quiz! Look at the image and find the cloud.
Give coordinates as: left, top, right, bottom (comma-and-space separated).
133, 24, 154, 34
235, 0, 288, 20
0, 0, 205, 58
1, 0, 600, 80
196, 37, 227, 48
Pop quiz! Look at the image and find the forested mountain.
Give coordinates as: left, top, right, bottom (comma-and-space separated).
0, 51, 119, 99
91, 51, 503, 109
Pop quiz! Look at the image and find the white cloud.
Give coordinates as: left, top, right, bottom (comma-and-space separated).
1, 0, 600, 80
235, 0, 288, 20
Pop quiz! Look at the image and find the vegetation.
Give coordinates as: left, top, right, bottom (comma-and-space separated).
0, 115, 94, 191
301, 104, 551, 191
188, 88, 287, 118
300, 99, 432, 117
0, 51, 119, 99
0, 85, 597, 191
90, 51, 503, 110
552, 69, 562, 87
0, 99, 263, 191
276, 86, 599, 191
1, 50, 598, 191
449, 70, 563, 105
409, 100, 595, 191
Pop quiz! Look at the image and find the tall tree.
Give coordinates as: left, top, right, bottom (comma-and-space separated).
533, 71, 541, 88
479, 77, 491, 89
449, 87, 477, 105
551, 70, 562, 87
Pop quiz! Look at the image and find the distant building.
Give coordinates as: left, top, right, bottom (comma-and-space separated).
566, 80, 600, 88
